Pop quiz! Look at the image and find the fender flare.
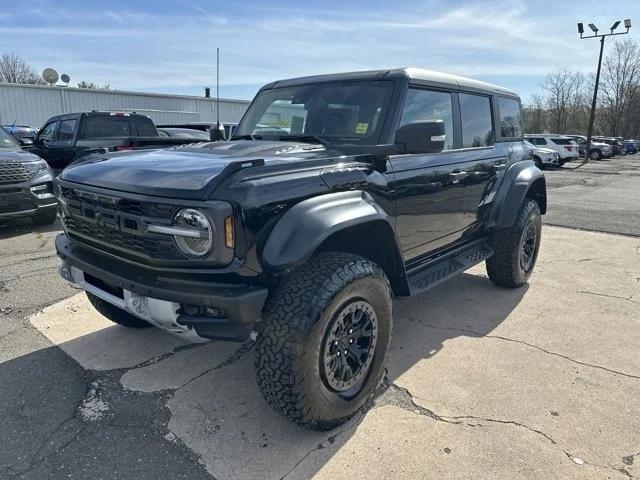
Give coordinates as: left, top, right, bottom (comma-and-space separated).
491, 160, 546, 228
261, 190, 395, 271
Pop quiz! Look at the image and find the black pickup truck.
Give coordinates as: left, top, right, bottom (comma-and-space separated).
55, 68, 545, 430
28, 112, 204, 169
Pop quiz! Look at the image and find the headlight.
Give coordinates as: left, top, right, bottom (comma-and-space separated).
24, 160, 50, 173
172, 208, 214, 258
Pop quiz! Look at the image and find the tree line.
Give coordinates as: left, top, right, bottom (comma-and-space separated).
524, 38, 640, 139
0, 53, 110, 90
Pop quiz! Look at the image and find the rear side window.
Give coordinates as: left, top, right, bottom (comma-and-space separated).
550, 138, 575, 145
132, 116, 157, 136
498, 97, 522, 138
58, 119, 77, 143
527, 137, 546, 146
459, 93, 494, 148
400, 89, 454, 150
81, 116, 131, 138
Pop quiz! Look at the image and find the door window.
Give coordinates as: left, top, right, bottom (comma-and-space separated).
498, 97, 522, 138
39, 122, 57, 141
58, 119, 77, 143
459, 93, 494, 148
400, 89, 454, 150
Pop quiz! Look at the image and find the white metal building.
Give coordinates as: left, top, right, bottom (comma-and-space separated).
0, 83, 250, 128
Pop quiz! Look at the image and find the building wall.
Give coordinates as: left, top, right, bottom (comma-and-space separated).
0, 83, 250, 128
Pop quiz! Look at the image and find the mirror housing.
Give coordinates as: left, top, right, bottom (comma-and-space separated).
19, 138, 34, 148
395, 120, 445, 154
209, 122, 226, 142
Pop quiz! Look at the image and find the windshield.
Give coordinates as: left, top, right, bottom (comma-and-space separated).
0, 127, 19, 151
234, 81, 394, 144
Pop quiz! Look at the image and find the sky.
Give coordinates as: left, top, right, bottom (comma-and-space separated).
2, 0, 639, 103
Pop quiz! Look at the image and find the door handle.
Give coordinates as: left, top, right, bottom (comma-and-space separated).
449, 171, 468, 181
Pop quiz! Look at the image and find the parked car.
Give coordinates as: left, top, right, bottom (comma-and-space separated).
523, 141, 560, 168
0, 126, 57, 225
565, 135, 613, 160
158, 128, 211, 140
156, 122, 239, 140
28, 112, 205, 169
55, 68, 545, 430
624, 139, 639, 154
595, 137, 626, 156
524, 135, 580, 165
2, 124, 39, 142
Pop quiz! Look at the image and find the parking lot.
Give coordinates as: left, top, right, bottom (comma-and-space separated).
1, 155, 639, 480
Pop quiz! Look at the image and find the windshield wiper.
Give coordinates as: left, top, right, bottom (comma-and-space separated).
276, 134, 332, 147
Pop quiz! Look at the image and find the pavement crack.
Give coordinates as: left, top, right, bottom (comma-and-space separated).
128, 341, 211, 370
400, 313, 640, 380
277, 416, 362, 480
578, 290, 640, 304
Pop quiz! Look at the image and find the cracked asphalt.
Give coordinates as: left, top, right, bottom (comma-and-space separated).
1, 154, 639, 479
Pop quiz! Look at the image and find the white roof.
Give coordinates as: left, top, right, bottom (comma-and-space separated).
402, 68, 518, 96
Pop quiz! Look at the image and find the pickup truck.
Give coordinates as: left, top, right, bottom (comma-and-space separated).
29, 112, 204, 169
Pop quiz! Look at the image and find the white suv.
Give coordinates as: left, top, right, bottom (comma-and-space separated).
524, 135, 580, 165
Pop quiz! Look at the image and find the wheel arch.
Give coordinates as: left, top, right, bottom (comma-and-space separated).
491, 160, 546, 228
261, 190, 409, 295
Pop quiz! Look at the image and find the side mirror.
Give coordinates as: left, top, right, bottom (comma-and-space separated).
209, 122, 226, 142
395, 120, 445, 154
19, 138, 34, 148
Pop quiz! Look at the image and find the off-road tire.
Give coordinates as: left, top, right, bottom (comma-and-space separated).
590, 149, 602, 161
486, 199, 541, 288
86, 292, 151, 328
32, 209, 58, 226
255, 252, 393, 430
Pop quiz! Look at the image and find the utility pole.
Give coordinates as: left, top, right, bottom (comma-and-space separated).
578, 19, 631, 162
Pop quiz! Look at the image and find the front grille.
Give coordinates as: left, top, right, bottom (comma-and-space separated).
60, 185, 184, 260
0, 196, 33, 214
0, 163, 34, 185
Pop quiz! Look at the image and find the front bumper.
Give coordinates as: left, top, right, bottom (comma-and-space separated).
56, 234, 268, 341
0, 171, 57, 219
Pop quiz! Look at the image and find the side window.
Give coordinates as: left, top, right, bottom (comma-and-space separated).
400, 89, 454, 150
459, 93, 495, 148
39, 122, 57, 141
133, 116, 157, 136
498, 97, 522, 138
81, 116, 131, 138
58, 119, 77, 143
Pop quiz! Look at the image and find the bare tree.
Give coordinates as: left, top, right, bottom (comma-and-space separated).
77, 81, 111, 90
0, 53, 45, 85
599, 38, 640, 137
523, 94, 547, 133
542, 67, 585, 133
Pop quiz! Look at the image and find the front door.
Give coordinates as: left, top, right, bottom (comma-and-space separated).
390, 88, 472, 263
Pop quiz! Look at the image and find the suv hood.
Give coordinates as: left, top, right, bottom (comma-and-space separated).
0, 149, 43, 164
58, 140, 343, 199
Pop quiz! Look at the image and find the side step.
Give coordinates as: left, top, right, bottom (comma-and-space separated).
407, 239, 494, 295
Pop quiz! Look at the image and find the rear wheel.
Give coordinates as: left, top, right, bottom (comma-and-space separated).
590, 149, 602, 161
255, 252, 392, 430
486, 199, 541, 288
86, 292, 151, 328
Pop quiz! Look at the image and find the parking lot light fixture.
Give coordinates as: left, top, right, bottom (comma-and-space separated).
577, 19, 631, 163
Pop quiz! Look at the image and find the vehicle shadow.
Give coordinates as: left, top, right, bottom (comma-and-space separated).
0, 217, 61, 240
6, 270, 528, 480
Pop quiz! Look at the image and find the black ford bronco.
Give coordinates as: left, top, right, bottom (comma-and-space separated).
55, 68, 545, 430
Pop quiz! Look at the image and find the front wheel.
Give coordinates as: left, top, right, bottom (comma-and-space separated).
486, 199, 541, 288
590, 150, 602, 161
255, 252, 392, 430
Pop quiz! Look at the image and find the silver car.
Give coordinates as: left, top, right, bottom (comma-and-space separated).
523, 141, 560, 168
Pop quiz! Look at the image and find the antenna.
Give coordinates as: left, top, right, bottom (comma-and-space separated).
61, 73, 70, 86
216, 47, 220, 134
42, 68, 59, 85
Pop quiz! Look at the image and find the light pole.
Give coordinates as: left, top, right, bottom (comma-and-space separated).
578, 19, 631, 162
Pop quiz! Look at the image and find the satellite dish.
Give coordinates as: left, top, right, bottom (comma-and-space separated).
42, 68, 59, 85
61, 73, 70, 85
